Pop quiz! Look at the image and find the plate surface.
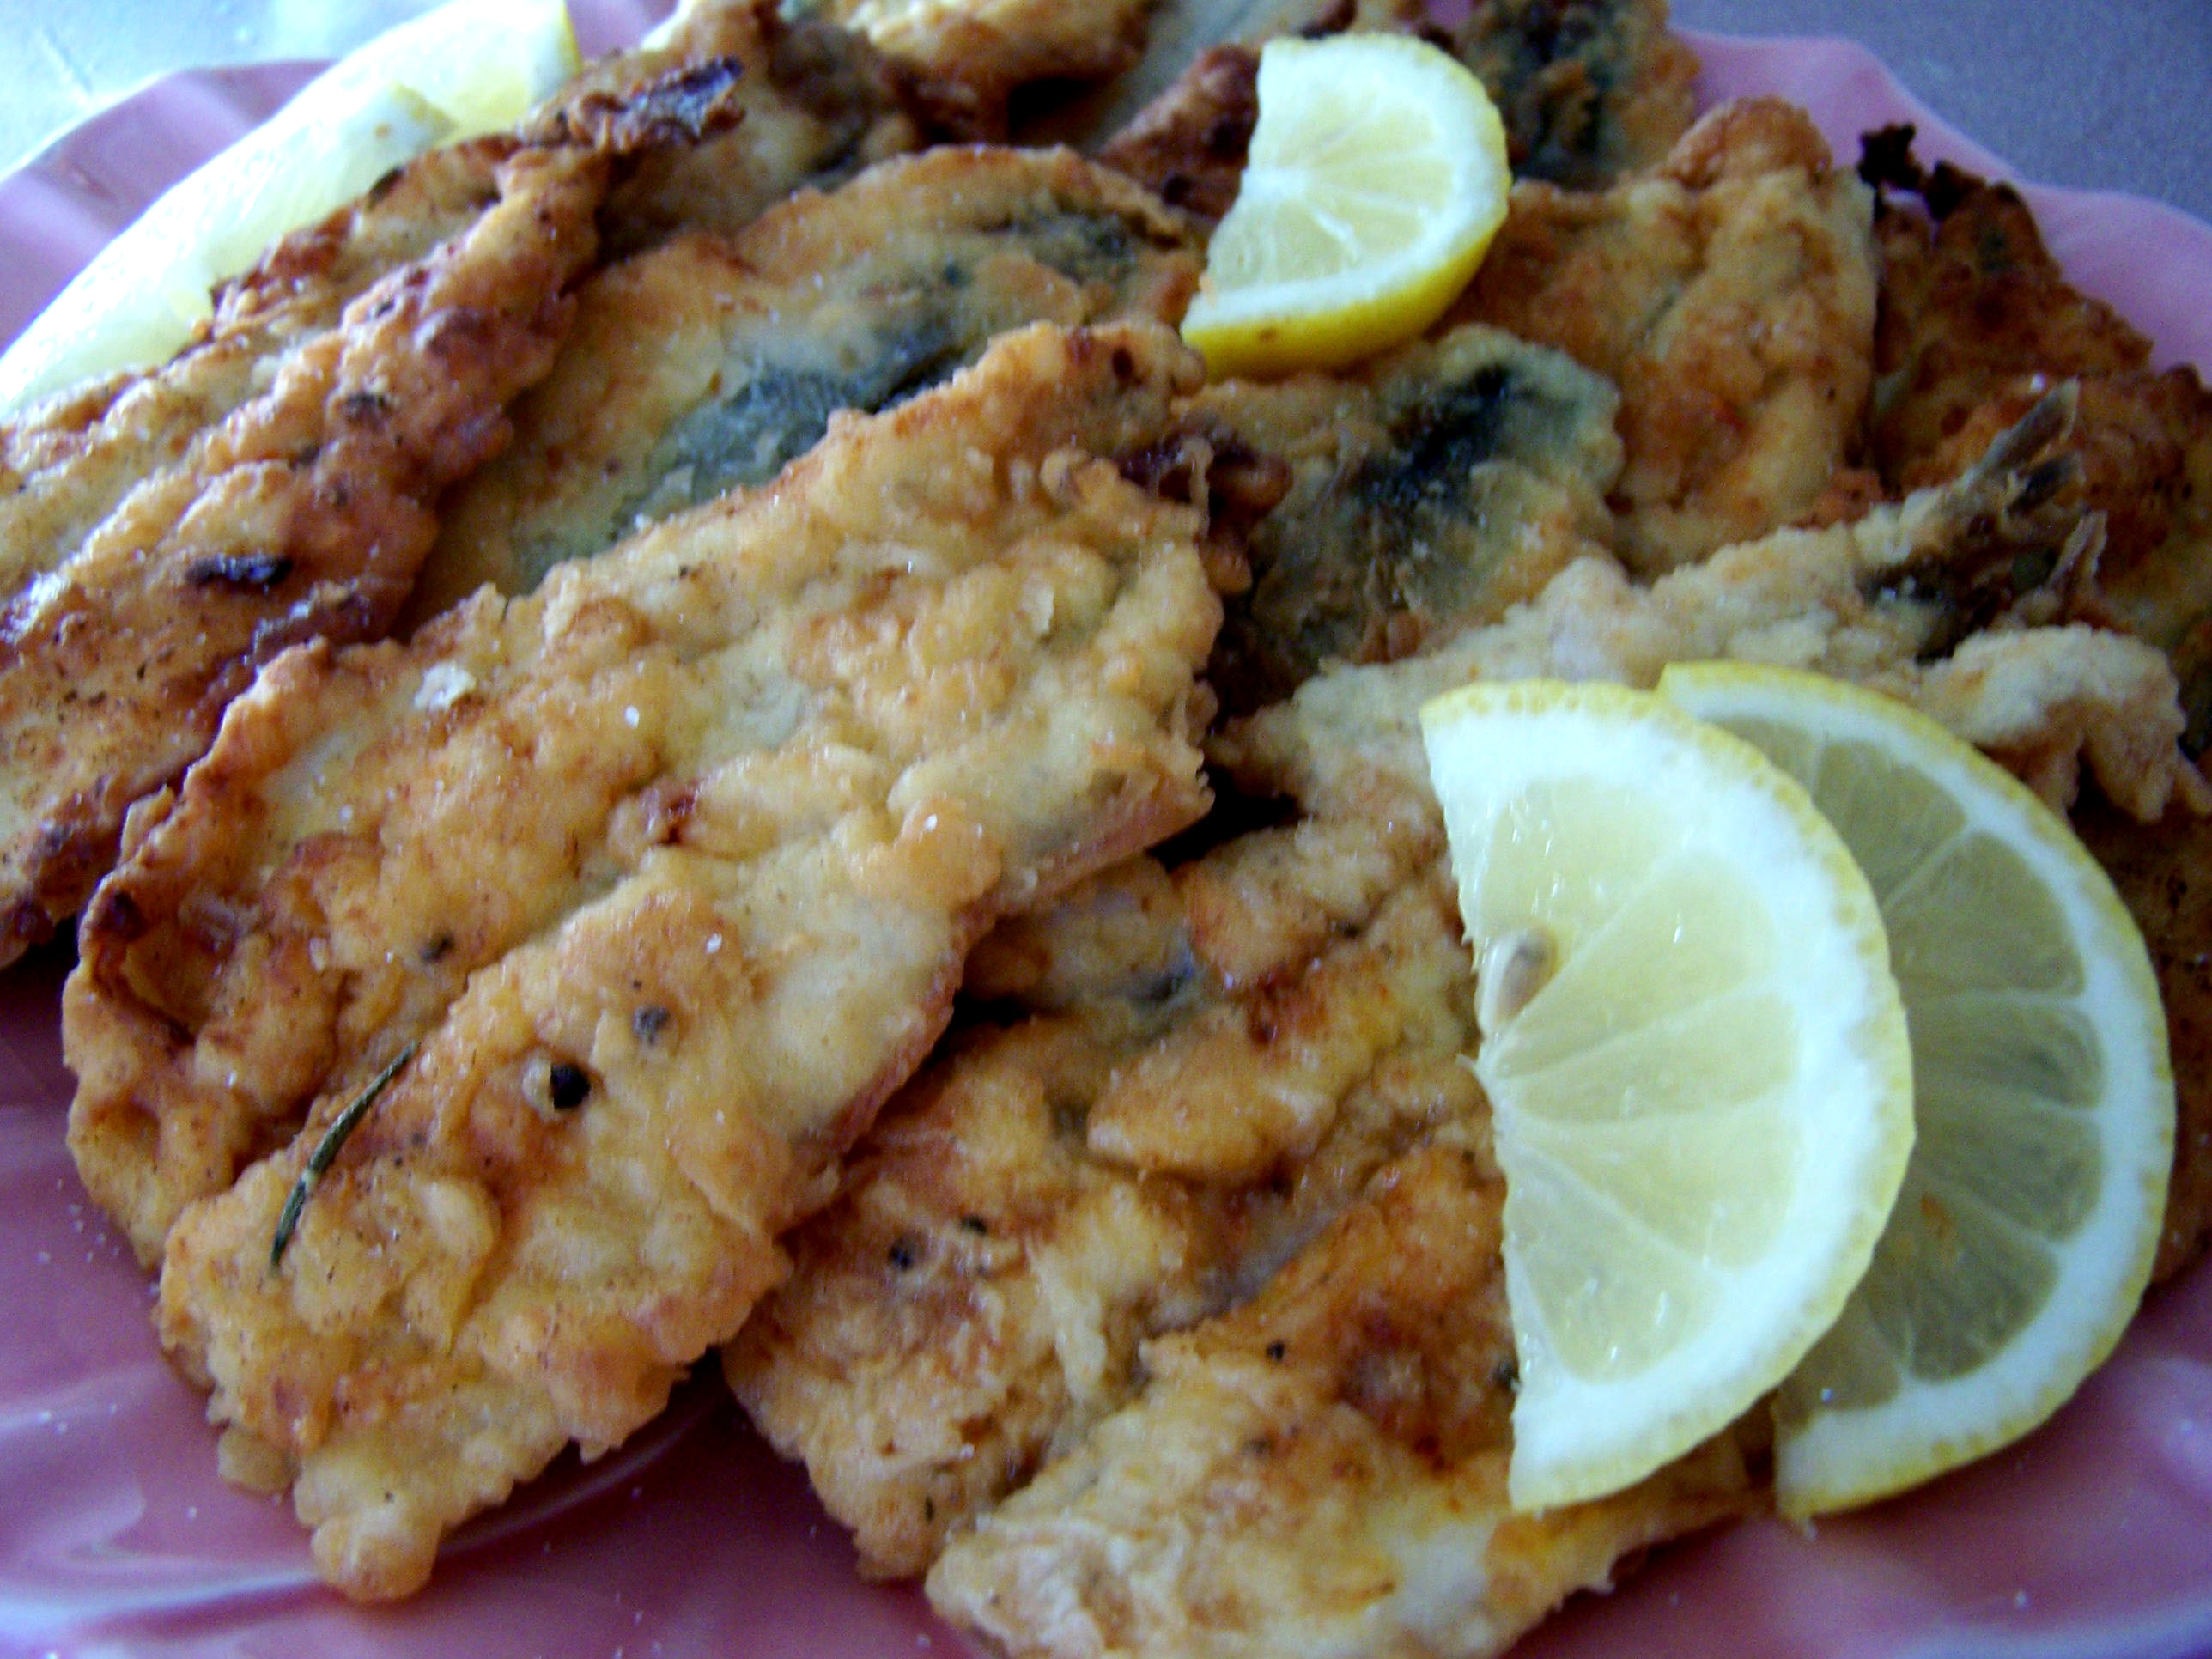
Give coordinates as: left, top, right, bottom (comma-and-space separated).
3, 18, 2210, 1659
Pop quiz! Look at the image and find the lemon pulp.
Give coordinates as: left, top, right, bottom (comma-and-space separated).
1180, 33, 1510, 378
1422, 678, 1914, 1510
1660, 662, 2172, 1516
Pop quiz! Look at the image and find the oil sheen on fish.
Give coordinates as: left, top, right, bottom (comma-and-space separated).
1188, 323, 1622, 713
411, 146, 1200, 616
63, 322, 1223, 1601
726, 398, 2197, 1659
1449, 98, 1879, 574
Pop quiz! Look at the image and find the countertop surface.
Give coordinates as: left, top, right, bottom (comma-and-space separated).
0, 0, 2207, 221
1671, 0, 2212, 221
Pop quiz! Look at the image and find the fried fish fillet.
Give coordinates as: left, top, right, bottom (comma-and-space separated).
64, 322, 1224, 1600
1858, 139, 2212, 1275
798, 0, 1155, 137
0, 19, 833, 966
726, 398, 2197, 1656
929, 1146, 1759, 1659
1445, 0, 1698, 188
1859, 133, 2212, 746
410, 146, 1201, 617
581, 0, 921, 257
1449, 98, 1880, 574
1097, 0, 1698, 219
0, 138, 611, 968
0, 142, 514, 599
1188, 322, 1622, 714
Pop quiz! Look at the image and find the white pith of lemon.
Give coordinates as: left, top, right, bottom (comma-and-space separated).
1179, 33, 1510, 379
0, 0, 580, 415
1420, 678, 1915, 1512
1658, 662, 2173, 1518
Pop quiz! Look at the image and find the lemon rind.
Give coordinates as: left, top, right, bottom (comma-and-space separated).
1658, 661, 2173, 1517
1423, 678, 1916, 1512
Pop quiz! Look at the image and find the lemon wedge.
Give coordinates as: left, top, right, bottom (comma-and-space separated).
1179, 33, 1510, 379
1659, 663, 2173, 1518
1421, 678, 1915, 1511
0, 0, 580, 415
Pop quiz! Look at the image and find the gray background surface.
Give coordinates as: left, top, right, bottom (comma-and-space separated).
0, 0, 2208, 221
1672, 0, 2212, 221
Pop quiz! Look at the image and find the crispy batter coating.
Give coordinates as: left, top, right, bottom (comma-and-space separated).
63, 323, 1223, 1600
1188, 323, 1622, 713
725, 399, 2195, 1658
1449, 99, 1879, 574
1861, 137, 2212, 746
411, 147, 1201, 617
1097, 0, 1697, 216
929, 1146, 1759, 1659
0, 143, 507, 598
0, 138, 611, 968
730, 862, 1484, 1577
0, 3, 936, 965
1446, 0, 1698, 188
580, 0, 921, 256
2075, 797, 2212, 1281
800, 0, 1154, 137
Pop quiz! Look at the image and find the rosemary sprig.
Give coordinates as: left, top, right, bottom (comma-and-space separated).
269, 1040, 419, 1268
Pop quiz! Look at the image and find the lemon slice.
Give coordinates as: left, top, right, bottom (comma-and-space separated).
1421, 678, 1914, 1511
0, 0, 580, 415
1178, 33, 1510, 378
1658, 662, 2173, 1518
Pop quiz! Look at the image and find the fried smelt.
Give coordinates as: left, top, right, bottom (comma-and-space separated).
800, 0, 1155, 137
1450, 98, 1878, 574
64, 322, 1223, 1599
0, 142, 516, 599
1190, 324, 1622, 714
1449, 0, 1699, 187
0, 137, 615, 967
928, 1142, 1760, 1659
731, 862, 1483, 1577
1860, 133, 2212, 750
412, 147, 1200, 616
725, 398, 2197, 1659
578, 0, 921, 255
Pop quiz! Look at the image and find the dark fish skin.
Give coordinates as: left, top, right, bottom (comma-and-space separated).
410, 146, 1202, 617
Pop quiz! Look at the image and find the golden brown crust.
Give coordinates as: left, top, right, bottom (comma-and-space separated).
816, 0, 1156, 138
0, 141, 509, 602
1863, 146, 2212, 719
728, 862, 1475, 1577
411, 145, 1204, 617
580, 0, 923, 256
2074, 796, 2212, 1282
927, 1139, 1759, 1659
68, 321, 1222, 1600
1094, 0, 1699, 220
1451, 98, 1880, 574
0, 139, 611, 967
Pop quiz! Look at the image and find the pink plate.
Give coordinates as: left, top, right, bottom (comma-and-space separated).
3, 17, 2211, 1659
